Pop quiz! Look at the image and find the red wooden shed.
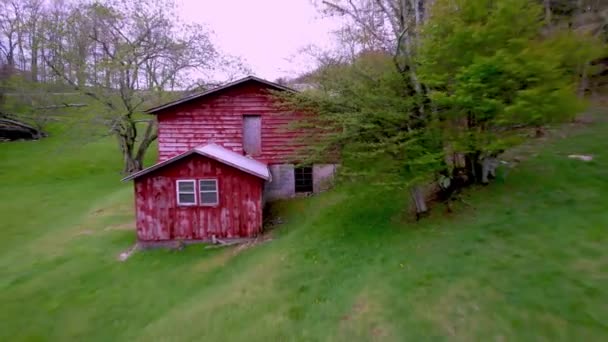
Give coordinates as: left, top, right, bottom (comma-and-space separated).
123, 144, 270, 242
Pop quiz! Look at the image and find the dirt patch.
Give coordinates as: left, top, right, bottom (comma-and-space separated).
501, 107, 603, 166
73, 221, 133, 237
91, 202, 133, 218
74, 200, 135, 236
570, 249, 608, 281
92, 208, 105, 216
340, 298, 368, 322
417, 280, 503, 341
336, 290, 392, 341
194, 235, 273, 273
231, 235, 272, 253
194, 249, 235, 273
103, 222, 135, 231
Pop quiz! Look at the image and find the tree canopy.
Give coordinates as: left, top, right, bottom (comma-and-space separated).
281, 0, 605, 216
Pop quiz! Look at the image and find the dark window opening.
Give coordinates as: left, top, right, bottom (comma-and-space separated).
294, 166, 313, 193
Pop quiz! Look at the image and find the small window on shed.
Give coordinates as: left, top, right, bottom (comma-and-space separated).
294, 166, 313, 193
199, 179, 219, 206
176, 180, 196, 205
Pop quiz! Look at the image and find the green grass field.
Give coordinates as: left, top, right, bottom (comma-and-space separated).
1, 112, 607, 341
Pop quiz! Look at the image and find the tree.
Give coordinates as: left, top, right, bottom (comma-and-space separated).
319, 1, 431, 114
43, 0, 219, 173
313, 0, 440, 215
277, 51, 444, 217
283, 0, 601, 218
0, 0, 21, 69
418, 0, 598, 183
538, 0, 608, 95
0, 0, 244, 172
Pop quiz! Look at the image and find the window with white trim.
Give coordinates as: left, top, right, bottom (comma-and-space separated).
199, 179, 219, 206
176, 180, 196, 205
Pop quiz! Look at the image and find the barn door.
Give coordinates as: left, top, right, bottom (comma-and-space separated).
243, 115, 261, 156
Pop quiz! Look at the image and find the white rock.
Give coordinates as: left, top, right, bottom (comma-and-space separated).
568, 154, 593, 162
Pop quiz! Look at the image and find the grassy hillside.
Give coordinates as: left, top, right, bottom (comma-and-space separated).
1, 112, 607, 341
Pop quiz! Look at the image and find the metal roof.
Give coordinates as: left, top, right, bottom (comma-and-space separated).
145, 75, 295, 114
122, 143, 271, 181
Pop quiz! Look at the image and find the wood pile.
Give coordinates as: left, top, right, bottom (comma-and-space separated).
0, 112, 46, 141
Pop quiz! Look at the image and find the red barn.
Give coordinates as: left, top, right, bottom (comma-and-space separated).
123, 76, 336, 244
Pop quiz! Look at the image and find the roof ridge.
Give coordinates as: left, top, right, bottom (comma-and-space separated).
145, 75, 296, 115
122, 144, 270, 182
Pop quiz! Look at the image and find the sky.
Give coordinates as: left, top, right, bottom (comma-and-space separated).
177, 0, 339, 81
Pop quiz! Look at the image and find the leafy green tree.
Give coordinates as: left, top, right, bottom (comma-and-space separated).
286, 0, 603, 217
419, 0, 598, 183
279, 52, 444, 215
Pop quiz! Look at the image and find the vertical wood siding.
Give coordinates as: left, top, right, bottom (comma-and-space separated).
134, 154, 264, 241
156, 81, 304, 164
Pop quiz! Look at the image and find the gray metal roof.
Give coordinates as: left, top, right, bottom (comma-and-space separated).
145, 75, 295, 114
122, 143, 271, 181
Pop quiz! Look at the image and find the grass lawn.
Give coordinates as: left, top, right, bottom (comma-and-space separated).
1, 112, 607, 341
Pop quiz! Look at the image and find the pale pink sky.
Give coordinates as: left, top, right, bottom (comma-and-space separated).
177, 0, 338, 81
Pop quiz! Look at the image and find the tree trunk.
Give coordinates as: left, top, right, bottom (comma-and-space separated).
133, 120, 157, 171
544, 0, 552, 24
30, 26, 39, 82
406, 0, 426, 117
123, 155, 143, 174
410, 185, 428, 219
481, 157, 498, 184
579, 62, 589, 98
119, 120, 157, 174
464, 152, 482, 184
30, 46, 38, 82
535, 125, 546, 137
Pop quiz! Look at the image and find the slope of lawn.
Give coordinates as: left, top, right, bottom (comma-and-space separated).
1, 112, 607, 341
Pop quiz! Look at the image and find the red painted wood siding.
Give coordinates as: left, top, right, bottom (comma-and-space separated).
157, 81, 303, 164
134, 154, 264, 241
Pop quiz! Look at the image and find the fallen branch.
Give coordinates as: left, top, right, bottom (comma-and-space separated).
118, 243, 140, 262
37, 103, 88, 109
206, 235, 255, 248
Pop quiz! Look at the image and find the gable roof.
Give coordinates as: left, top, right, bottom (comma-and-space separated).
146, 76, 295, 114
122, 144, 271, 182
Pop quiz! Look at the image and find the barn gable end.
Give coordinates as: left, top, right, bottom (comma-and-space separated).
152, 78, 303, 164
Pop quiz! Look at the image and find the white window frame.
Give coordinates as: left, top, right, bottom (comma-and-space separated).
176, 179, 197, 206
199, 179, 219, 206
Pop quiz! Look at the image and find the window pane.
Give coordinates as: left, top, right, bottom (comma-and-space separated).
199, 180, 217, 191
200, 191, 218, 205
178, 181, 195, 192
294, 166, 313, 193
179, 193, 195, 204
